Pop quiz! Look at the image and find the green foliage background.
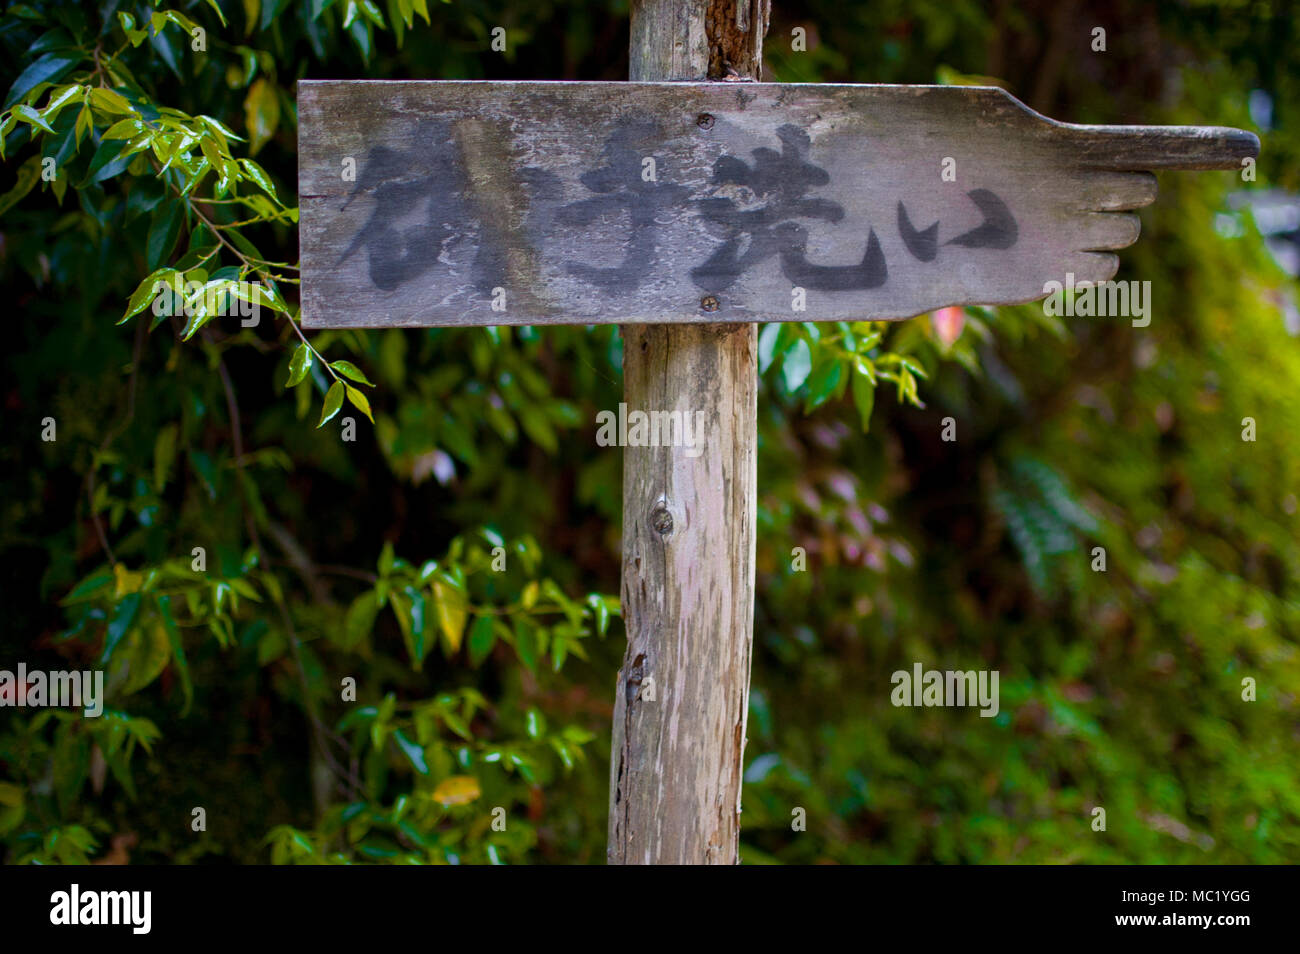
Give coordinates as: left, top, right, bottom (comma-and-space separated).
1, 0, 1296, 864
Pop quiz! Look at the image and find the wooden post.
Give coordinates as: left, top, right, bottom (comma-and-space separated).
608, 0, 766, 865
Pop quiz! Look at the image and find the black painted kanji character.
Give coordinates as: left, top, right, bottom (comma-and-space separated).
691, 124, 851, 292
771, 222, 888, 290
897, 202, 939, 261
337, 121, 468, 292
944, 188, 1018, 249
556, 119, 689, 291
898, 189, 1018, 263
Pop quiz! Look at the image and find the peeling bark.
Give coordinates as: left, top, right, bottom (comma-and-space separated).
706, 0, 770, 80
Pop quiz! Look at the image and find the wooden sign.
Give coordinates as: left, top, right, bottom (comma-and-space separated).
298, 81, 1256, 328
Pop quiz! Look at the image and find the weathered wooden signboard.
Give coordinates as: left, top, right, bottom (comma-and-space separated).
299, 64, 1257, 865
299, 81, 1255, 328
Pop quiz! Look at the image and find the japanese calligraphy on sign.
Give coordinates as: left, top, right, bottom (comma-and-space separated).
298, 81, 1256, 327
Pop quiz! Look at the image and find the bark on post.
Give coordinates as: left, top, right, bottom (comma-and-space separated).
608, 0, 767, 865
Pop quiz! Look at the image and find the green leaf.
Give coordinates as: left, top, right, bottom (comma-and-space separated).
431, 775, 480, 804
467, 615, 495, 667
758, 322, 781, 373
439, 711, 472, 742
439, 413, 479, 465
318, 381, 345, 428
203, 0, 230, 27
851, 369, 875, 432
391, 586, 427, 667
83, 137, 133, 184
392, 730, 428, 775
102, 593, 142, 664
804, 353, 843, 412
517, 404, 557, 454
102, 117, 144, 140
0, 156, 41, 218
116, 621, 172, 695
358, 0, 387, 27
388, 0, 408, 45
199, 134, 224, 171
197, 114, 243, 143
62, 572, 113, 604
4, 52, 81, 109
330, 360, 374, 386
898, 355, 928, 379
51, 734, 91, 813
586, 594, 610, 636
343, 591, 379, 649
243, 77, 280, 155
431, 578, 467, 654
153, 423, 178, 491
782, 337, 812, 392
146, 202, 183, 270
286, 343, 312, 387
345, 385, 373, 423
230, 280, 287, 313
41, 83, 85, 119
0, 113, 14, 160
13, 104, 54, 134
180, 280, 240, 339
853, 355, 877, 385
88, 87, 134, 115
513, 619, 538, 673
237, 157, 277, 200
73, 102, 91, 145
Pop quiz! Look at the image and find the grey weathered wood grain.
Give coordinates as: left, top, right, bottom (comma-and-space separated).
298, 80, 1256, 328
610, 322, 758, 864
